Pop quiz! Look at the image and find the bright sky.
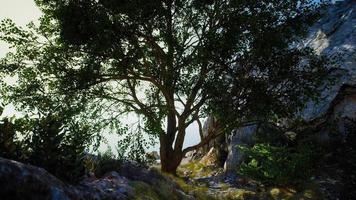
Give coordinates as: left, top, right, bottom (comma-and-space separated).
0, 0, 42, 57
0, 0, 201, 153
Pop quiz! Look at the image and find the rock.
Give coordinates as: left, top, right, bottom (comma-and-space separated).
76, 171, 133, 200
197, 117, 228, 167
0, 157, 72, 200
184, 150, 200, 161
224, 124, 257, 174
329, 85, 356, 134
200, 147, 219, 166
0, 157, 195, 200
300, 0, 356, 144
302, 0, 356, 124
314, 85, 356, 144
111, 161, 195, 200
201, 116, 220, 152
0, 157, 132, 200
197, 0, 355, 175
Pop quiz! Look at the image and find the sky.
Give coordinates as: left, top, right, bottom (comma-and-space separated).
0, 0, 201, 153
0, 0, 42, 57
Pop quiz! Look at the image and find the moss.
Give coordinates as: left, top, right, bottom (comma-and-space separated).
266, 184, 321, 200
268, 188, 295, 200
167, 173, 321, 200
153, 178, 189, 200
129, 181, 161, 200
221, 189, 257, 200
165, 162, 322, 200
178, 161, 217, 178
165, 174, 215, 200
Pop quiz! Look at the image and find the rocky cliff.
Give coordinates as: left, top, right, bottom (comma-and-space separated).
198, 0, 356, 173
302, 0, 356, 123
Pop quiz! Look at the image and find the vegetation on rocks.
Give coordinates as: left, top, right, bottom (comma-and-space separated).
238, 144, 315, 186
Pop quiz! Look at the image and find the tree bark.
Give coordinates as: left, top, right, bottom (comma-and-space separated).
160, 148, 182, 174
159, 135, 183, 174
159, 113, 184, 174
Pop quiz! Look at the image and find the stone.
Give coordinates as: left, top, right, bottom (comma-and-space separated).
302, 0, 356, 122
330, 85, 356, 134
224, 124, 257, 174
0, 157, 72, 200
200, 147, 219, 166
199, 0, 356, 174
300, 0, 356, 142
201, 117, 228, 167
0, 157, 195, 200
146, 151, 159, 160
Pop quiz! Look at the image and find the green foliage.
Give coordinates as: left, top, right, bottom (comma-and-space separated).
91, 149, 122, 177
25, 114, 93, 183
1, 0, 329, 174
117, 125, 157, 165
0, 118, 24, 160
0, 107, 97, 183
129, 181, 161, 200
239, 144, 315, 186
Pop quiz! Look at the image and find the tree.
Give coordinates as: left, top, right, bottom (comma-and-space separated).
1, 0, 328, 174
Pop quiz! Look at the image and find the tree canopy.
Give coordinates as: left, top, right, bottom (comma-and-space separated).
0, 0, 328, 173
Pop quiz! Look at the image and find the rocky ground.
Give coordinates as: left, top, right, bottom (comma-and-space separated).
0, 157, 194, 200
175, 148, 323, 200
1, 150, 353, 200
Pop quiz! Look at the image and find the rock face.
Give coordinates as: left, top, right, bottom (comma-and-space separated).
0, 157, 73, 200
223, 124, 257, 174
302, 0, 356, 123
329, 85, 356, 134
0, 157, 194, 200
199, 0, 355, 173
302, 0, 356, 144
201, 116, 221, 153
314, 84, 356, 143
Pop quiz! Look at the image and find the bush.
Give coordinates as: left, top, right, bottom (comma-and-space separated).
93, 150, 122, 177
85, 149, 122, 177
0, 118, 22, 160
0, 113, 96, 183
22, 115, 94, 183
238, 143, 315, 186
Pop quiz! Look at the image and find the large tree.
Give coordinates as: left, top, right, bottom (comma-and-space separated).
1, 0, 328, 173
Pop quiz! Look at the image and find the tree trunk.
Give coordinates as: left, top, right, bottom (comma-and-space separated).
160, 148, 182, 174
159, 102, 185, 174
159, 133, 183, 174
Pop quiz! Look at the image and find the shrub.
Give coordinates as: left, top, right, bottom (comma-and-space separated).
24, 115, 94, 183
0, 118, 22, 160
117, 130, 157, 166
0, 113, 96, 183
90, 149, 123, 177
238, 143, 315, 186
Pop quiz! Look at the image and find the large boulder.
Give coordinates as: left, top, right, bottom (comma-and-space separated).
0, 157, 73, 200
223, 124, 258, 174
201, 116, 220, 153
187, 116, 228, 167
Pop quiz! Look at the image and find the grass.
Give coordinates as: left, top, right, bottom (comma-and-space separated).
162, 160, 323, 200
129, 181, 161, 200
177, 161, 218, 178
